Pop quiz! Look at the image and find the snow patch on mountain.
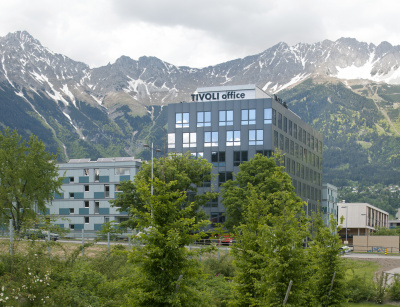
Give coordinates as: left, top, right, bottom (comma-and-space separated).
336, 53, 377, 81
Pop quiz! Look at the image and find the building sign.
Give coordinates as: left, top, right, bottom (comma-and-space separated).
191, 89, 256, 102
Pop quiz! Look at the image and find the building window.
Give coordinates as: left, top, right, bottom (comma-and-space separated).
69, 192, 74, 199
274, 131, 278, 147
70, 224, 75, 230
84, 201, 89, 208
219, 172, 233, 186
311, 136, 315, 151
94, 169, 99, 182
264, 108, 272, 124
279, 134, 284, 150
84, 169, 89, 176
272, 109, 276, 125
295, 143, 299, 158
69, 208, 75, 214
204, 132, 218, 147
290, 140, 294, 156
211, 212, 225, 226
205, 197, 218, 207
211, 151, 226, 166
175, 112, 189, 128
226, 131, 240, 146
241, 109, 256, 125
190, 152, 204, 159
168, 133, 175, 149
69, 177, 74, 183
115, 168, 130, 175
95, 201, 100, 214
249, 130, 263, 145
84, 185, 89, 192
234, 151, 248, 166
219, 110, 233, 126
307, 132, 310, 147
288, 120, 292, 136
303, 130, 306, 145
300, 146, 303, 161
285, 137, 289, 153
105, 185, 110, 198
85, 217, 89, 224
197, 111, 211, 127
283, 117, 287, 133
183, 132, 197, 148
298, 127, 303, 142
256, 150, 273, 158
294, 124, 297, 139
278, 113, 282, 129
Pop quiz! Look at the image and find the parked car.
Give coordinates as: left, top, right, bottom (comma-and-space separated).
23, 229, 59, 241
339, 246, 352, 254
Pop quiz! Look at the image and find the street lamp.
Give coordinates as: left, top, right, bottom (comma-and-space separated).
342, 206, 348, 244
143, 143, 161, 218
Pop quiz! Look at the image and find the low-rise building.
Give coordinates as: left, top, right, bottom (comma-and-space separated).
337, 202, 389, 245
48, 157, 141, 237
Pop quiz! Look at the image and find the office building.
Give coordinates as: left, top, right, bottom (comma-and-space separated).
167, 84, 323, 223
48, 157, 141, 236
322, 183, 338, 225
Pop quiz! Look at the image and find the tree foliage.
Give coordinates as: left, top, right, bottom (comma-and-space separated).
221, 153, 296, 231
0, 128, 63, 231
111, 152, 216, 229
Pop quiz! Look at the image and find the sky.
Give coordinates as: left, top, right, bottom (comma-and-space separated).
1, 0, 400, 69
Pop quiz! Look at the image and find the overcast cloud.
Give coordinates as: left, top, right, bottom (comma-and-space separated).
0, 0, 399, 68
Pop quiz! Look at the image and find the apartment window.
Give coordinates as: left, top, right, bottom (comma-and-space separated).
283, 117, 287, 133
241, 109, 256, 125
296, 162, 300, 177
85, 217, 89, 224
264, 108, 272, 124
105, 185, 110, 198
84, 185, 89, 192
211, 151, 226, 167
69, 208, 75, 214
294, 124, 297, 139
316, 139, 319, 152
307, 133, 310, 147
285, 137, 289, 153
219, 110, 233, 126
104, 217, 110, 223
95, 201, 99, 214
249, 130, 263, 145
219, 172, 233, 186
300, 146, 304, 161
183, 132, 197, 148
304, 148, 307, 163
168, 133, 175, 149
69, 192, 75, 199
291, 160, 295, 175
70, 224, 75, 230
69, 177, 74, 183
311, 136, 315, 151
84, 169, 89, 176
197, 111, 211, 127
289, 120, 292, 136
175, 112, 189, 128
115, 168, 130, 175
278, 113, 282, 129
301, 165, 305, 179
303, 130, 306, 144
279, 134, 284, 150
204, 132, 218, 147
84, 201, 89, 208
191, 152, 204, 159
319, 141, 322, 154
234, 151, 248, 166
286, 158, 291, 173
94, 169, 100, 182
274, 131, 278, 147
205, 197, 218, 208
226, 131, 240, 146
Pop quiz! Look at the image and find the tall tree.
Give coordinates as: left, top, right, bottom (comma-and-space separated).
0, 128, 63, 231
123, 175, 212, 305
221, 153, 296, 231
111, 152, 216, 228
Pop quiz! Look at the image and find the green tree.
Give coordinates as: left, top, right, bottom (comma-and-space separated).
0, 128, 63, 232
308, 213, 346, 306
222, 153, 295, 231
125, 178, 212, 306
111, 152, 216, 228
226, 154, 310, 306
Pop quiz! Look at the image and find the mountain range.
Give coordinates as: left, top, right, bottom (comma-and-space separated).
1, 30, 400, 190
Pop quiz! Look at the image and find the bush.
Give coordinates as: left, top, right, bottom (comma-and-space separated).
202, 254, 235, 278
345, 269, 376, 303
388, 274, 400, 301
